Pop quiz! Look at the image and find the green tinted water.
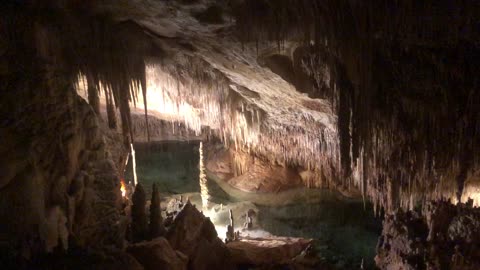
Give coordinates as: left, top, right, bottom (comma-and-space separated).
127, 141, 381, 269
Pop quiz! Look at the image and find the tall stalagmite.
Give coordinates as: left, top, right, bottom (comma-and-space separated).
149, 183, 166, 239
131, 183, 147, 242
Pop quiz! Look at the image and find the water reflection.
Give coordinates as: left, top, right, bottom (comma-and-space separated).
128, 141, 381, 269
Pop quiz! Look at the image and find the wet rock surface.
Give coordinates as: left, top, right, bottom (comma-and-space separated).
376, 201, 480, 270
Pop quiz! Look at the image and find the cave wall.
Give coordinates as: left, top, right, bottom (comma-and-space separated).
0, 3, 128, 261
205, 143, 306, 193
1, 0, 478, 258
376, 200, 480, 269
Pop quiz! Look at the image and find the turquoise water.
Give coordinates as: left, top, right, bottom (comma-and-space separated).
256, 200, 380, 268
126, 141, 202, 196
127, 141, 381, 269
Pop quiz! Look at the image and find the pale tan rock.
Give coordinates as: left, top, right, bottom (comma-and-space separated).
226, 235, 312, 266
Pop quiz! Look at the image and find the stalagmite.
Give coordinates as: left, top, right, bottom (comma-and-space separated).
2, 1, 480, 269
131, 183, 147, 242
199, 142, 210, 209
149, 183, 166, 239
225, 209, 235, 243
243, 211, 253, 230
130, 143, 138, 186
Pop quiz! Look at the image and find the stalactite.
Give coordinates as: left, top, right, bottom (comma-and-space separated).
43, 0, 479, 214
86, 74, 101, 117
233, 0, 480, 212
106, 88, 117, 129
140, 67, 150, 142
119, 86, 133, 146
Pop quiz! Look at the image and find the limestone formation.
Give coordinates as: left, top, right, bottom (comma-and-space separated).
131, 183, 148, 242
225, 209, 236, 243
227, 235, 313, 267
243, 210, 253, 230
149, 183, 166, 239
375, 201, 480, 269
1, 1, 479, 269
205, 144, 304, 193
167, 201, 234, 270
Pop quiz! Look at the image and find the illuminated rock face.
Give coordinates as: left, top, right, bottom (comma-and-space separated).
205, 143, 304, 193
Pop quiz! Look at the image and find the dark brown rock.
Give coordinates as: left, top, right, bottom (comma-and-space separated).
149, 183, 166, 239
127, 237, 187, 270
166, 201, 234, 270
132, 183, 148, 242
376, 201, 480, 270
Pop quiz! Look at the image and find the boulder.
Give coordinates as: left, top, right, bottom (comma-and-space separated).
166, 201, 234, 270
226, 235, 312, 266
127, 237, 187, 270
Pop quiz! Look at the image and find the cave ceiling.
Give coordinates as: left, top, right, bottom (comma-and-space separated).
2, 0, 479, 212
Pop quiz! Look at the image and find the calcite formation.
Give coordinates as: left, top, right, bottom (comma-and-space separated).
1, 0, 479, 269
73, 0, 480, 213
131, 183, 148, 242
376, 201, 480, 270
166, 201, 234, 270
0, 72, 123, 260
205, 143, 305, 193
232, 0, 480, 213
149, 183, 166, 239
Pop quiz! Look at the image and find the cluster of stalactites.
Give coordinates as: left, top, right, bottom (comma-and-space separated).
232, 0, 480, 212
75, 71, 149, 145
142, 58, 340, 188
56, 13, 156, 146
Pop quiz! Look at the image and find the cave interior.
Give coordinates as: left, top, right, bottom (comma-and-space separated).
1, 0, 479, 269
